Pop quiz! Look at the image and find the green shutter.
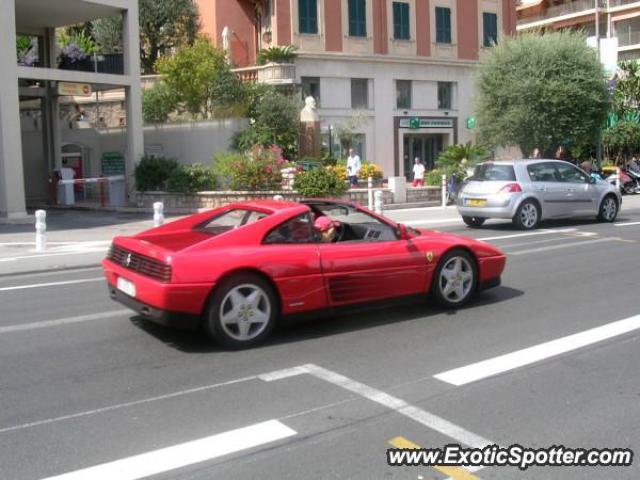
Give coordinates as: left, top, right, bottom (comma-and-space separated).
349, 0, 366, 37
393, 2, 409, 40
299, 0, 318, 34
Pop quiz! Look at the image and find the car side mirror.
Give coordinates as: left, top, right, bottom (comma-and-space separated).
397, 223, 412, 240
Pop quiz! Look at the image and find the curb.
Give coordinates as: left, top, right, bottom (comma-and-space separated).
0, 263, 103, 279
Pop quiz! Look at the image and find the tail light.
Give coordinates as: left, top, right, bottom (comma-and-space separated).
499, 183, 522, 193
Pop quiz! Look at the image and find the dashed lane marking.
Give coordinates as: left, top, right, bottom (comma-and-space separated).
508, 237, 620, 255
476, 228, 577, 242
434, 314, 640, 386
41, 420, 296, 480
0, 278, 103, 292
0, 310, 129, 336
615, 221, 640, 227
388, 436, 481, 480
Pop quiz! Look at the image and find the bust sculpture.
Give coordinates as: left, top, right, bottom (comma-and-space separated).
300, 96, 320, 123
299, 96, 321, 157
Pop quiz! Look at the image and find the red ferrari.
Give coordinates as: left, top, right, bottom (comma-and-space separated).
103, 199, 506, 348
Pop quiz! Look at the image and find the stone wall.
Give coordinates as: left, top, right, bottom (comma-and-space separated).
407, 187, 441, 204
137, 188, 395, 213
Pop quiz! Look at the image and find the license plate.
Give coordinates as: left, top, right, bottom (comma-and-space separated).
117, 277, 136, 297
466, 198, 487, 207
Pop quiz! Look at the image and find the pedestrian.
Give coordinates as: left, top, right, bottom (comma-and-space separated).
346, 148, 361, 187
531, 147, 542, 159
555, 145, 566, 161
412, 157, 425, 187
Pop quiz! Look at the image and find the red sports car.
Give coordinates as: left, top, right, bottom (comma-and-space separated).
103, 199, 506, 348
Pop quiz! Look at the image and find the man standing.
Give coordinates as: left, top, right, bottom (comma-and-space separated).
347, 148, 361, 187
412, 157, 425, 187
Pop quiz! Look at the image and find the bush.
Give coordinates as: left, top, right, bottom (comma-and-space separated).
167, 163, 217, 193
135, 155, 178, 191
425, 168, 447, 187
327, 163, 348, 180
256, 45, 297, 65
142, 83, 177, 124
359, 162, 383, 180
294, 168, 348, 198
214, 146, 286, 191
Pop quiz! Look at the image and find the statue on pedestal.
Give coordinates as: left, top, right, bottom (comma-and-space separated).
299, 96, 321, 158
222, 26, 231, 64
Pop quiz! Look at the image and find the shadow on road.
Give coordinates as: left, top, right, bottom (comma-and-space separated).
129, 286, 524, 354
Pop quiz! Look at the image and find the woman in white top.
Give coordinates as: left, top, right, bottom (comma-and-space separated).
412, 157, 425, 187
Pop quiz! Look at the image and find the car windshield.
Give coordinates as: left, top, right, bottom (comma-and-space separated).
196, 209, 270, 235
471, 163, 516, 181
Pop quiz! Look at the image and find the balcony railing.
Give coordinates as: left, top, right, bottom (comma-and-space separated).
518, 0, 604, 25
56, 53, 124, 74
609, 0, 640, 8
232, 63, 296, 85
618, 29, 640, 46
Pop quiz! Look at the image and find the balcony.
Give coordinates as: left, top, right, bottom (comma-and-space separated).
518, 0, 604, 26
232, 63, 296, 85
609, 0, 640, 8
617, 29, 640, 46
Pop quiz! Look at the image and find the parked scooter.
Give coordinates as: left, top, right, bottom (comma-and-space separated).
605, 168, 640, 195
446, 173, 464, 205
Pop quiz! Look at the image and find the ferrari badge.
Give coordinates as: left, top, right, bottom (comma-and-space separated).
426, 251, 434, 263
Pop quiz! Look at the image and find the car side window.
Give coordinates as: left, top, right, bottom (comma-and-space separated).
554, 163, 590, 184
263, 214, 315, 244
527, 163, 558, 182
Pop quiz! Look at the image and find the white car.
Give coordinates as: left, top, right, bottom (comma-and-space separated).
457, 159, 622, 229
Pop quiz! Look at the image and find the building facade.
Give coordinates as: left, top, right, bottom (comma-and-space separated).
518, 0, 640, 61
1, 0, 143, 220
198, 0, 517, 178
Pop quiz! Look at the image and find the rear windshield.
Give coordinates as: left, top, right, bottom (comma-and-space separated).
196, 209, 270, 235
470, 163, 516, 182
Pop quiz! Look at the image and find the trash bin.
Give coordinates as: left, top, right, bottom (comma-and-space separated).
108, 177, 126, 207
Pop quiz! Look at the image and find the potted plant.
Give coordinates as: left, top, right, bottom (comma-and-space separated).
58, 31, 98, 72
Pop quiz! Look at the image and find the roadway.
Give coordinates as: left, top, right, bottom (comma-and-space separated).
1, 206, 639, 479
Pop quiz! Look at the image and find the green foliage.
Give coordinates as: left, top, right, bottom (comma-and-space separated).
425, 168, 447, 187
91, 16, 123, 53
58, 29, 99, 55
256, 45, 298, 65
214, 147, 285, 191
157, 37, 247, 120
612, 60, 640, 119
139, 0, 200, 74
476, 31, 609, 156
135, 155, 179, 191
295, 168, 349, 198
167, 163, 217, 192
435, 142, 489, 178
142, 83, 178, 124
603, 121, 640, 164
235, 88, 299, 159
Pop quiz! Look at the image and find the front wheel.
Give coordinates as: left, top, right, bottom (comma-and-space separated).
597, 195, 618, 223
205, 274, 277, 349
513, 200, 540, 230
431, 249, 477, 308
462, 216, 486, 228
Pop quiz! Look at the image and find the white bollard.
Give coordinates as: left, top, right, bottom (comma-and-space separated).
615, 167, 621, 191
441, 174, 447, 208
368, 176, 373, 211
153, 201, 164, 227
35, 209, 47, 252
374, 190, 383, 215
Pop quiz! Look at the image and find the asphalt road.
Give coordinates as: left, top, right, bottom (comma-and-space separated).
1, 208, 640, 479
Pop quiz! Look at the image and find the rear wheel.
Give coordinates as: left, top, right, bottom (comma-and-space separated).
597, 195, 618, 222
205, 274, 277, 349
431, 249, 477, 308
462, 216, 486, 228
513, 200, 540, 230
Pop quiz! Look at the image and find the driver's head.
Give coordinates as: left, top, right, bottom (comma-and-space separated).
314, 216, 339, 242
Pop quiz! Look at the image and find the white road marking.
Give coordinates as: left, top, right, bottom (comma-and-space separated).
615, 221, 640, 227
434, 314, 640, 386
41, 420, 296, 480
0, 310, 129, 335
497, 235, 580, 250
406, 218, 463, 226
261, 364, 492, 449
0, 278, 103, 292
0, 249, 107, 262
477, 228, 576, 241
508, 237, 617, 255
0, 375, 257, 434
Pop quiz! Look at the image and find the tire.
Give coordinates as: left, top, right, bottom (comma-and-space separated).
623, 183, 635, 195
513, 199, 540, 230
462, 216, 486, 228
431, 249, 477, 308
204, 273, 278, 349
597, 195, 619, 223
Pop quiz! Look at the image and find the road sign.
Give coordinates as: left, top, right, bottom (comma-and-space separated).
58, 82, 92, 96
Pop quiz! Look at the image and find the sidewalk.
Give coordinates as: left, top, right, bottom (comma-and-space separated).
2, 196, 639, 276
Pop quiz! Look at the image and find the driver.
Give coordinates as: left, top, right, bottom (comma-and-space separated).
314, 216, 340, 243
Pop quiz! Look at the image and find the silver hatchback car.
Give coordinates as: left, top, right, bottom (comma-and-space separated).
457, 159, 622, 229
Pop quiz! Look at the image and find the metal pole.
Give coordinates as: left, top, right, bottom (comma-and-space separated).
35, 210, 47, 252
328, 125, 333, 158
368, 176, 373, 210
153, 201, 164, 227
441, 174, 447, 208
595, 0, 600, 61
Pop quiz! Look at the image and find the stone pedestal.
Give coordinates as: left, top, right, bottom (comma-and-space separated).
388, 176, 407, 204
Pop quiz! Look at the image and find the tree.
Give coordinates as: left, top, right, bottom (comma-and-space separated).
156, 37, 247, 120
612, 60, 640, 120
91, 16, 123, 53
603, 121, 640, 165
476, 31, 610, 157
142, 83, 177, 123
139, 0, 200, 74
